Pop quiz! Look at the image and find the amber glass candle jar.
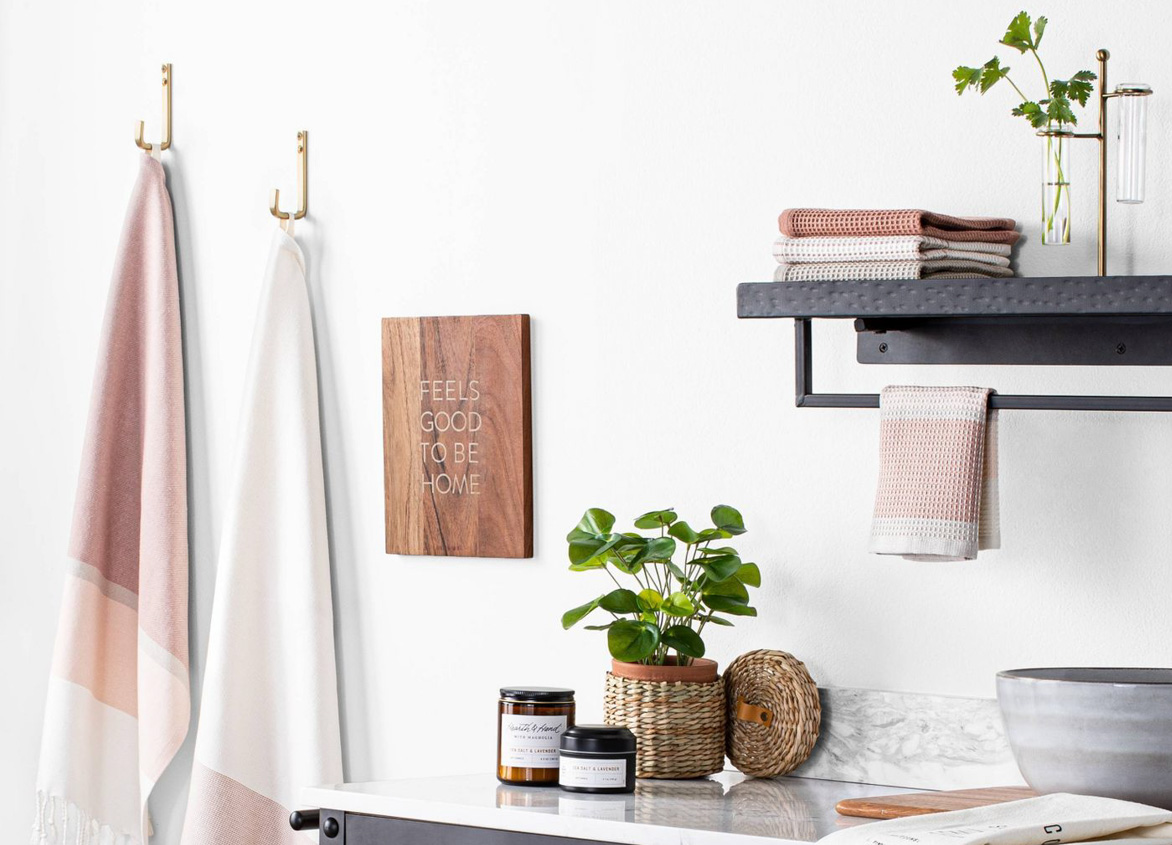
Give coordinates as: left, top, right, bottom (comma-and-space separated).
497, 687, 575, 785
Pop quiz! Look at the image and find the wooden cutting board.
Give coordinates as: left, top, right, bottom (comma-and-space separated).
837, 787, 1037, 819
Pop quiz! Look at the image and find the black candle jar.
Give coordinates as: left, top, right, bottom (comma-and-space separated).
558, 725, 637, 794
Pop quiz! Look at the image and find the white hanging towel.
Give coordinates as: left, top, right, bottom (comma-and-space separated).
34, 154, 189, 845
181, 229, 342, 843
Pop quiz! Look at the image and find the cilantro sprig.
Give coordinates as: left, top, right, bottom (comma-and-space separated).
953, 11, 1096, 130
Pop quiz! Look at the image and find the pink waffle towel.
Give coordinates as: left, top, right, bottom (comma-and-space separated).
779, 208, 1021, 245
869, 386, 1000, 561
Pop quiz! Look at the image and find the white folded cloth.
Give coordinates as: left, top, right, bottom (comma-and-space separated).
821, 793, 1172, 845
773, 234, 1012, 265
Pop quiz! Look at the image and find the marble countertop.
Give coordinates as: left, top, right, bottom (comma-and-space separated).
303, 772, 922, 845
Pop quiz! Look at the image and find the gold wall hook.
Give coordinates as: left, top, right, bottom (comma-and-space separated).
134, 64, 172, 152
270, 131, 308, 220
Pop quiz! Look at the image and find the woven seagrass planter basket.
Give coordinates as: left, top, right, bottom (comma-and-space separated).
603, 658, 726, 779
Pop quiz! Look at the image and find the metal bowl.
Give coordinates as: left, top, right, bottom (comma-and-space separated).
997, 668, 1172, 808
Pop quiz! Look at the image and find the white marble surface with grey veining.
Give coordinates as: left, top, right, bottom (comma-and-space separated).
303, 771, 914, 845
792, 687, 1025, 789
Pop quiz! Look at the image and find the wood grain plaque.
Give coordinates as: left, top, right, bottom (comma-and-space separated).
382, 315, 532, 558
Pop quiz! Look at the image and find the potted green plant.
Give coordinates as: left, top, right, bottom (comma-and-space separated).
562, 505, 759, 778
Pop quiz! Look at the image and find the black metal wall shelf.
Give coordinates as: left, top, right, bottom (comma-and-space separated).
736, 276, 1172, 412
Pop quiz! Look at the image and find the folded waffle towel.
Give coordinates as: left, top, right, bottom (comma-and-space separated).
773, 234, 1012, 266
869, 385, 1000, 561
774, 260, 1014, 282
181, 229, 342, 845
780, 208, 1021, 245
820, 793, 1172, 845
34, 153, 189, 845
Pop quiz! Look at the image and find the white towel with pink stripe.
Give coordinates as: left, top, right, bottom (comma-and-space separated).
181, 229, 342, 844
869, 386, 1000, 561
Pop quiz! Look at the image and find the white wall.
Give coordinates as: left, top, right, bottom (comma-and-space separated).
4, 0, 1172, 839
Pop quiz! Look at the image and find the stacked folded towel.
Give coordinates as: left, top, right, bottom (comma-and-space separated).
774, 208, 1020, 281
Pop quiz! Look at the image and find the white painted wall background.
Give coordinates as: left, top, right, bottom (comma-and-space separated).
4, 0, 1172, 839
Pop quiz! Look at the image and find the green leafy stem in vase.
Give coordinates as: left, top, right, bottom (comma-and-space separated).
561, 505, 759, 666
952, 11, 1096, 243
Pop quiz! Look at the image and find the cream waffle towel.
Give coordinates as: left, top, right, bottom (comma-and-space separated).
33, 154, 189, 845
869, 385, 1000, 561
181, 228, 342, 843
773, 234, 1012, 265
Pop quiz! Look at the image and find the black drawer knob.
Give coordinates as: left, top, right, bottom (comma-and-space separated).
289, 810, 320, 831
323, 817, 340, 838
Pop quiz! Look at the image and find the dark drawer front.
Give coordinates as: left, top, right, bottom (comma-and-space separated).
322, 810, 614, 845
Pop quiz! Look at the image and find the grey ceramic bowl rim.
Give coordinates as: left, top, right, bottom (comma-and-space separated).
999, 667, 1172, 685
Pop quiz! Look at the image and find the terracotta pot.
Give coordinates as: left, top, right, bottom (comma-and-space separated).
610, 657, 719, 684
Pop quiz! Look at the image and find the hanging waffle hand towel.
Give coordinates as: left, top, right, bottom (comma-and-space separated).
820, 793, 1172, 845
181, 228, 342, 845
33, 154, 189, 845
779, 208, 1021, 244
869, 386, 1000, 561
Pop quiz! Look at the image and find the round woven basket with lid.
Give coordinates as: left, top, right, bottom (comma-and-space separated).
723, 649, 821, 778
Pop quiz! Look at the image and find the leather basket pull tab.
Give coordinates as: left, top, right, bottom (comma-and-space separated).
735, 696, 774, 728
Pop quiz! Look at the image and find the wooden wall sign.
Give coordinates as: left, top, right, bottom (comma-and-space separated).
382, 315, 532, 558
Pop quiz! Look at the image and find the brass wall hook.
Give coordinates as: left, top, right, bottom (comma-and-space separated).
269, 131, 308, 220
134, 64, 172, 152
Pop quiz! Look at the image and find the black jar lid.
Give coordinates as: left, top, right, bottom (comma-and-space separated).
500, 686, 575, 703
560, 724, 637, 754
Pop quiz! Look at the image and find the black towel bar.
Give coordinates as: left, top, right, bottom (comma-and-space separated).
793, 319, 1172, 412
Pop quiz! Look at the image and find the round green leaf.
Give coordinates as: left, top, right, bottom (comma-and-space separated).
700, 546, 738, 556
662, 591, 696, 617
736, 562, 761, 588
633, 536, 677, 565
701, 614, 734, 627
566, 508, 615, 541
711, 505, 746, 536
661, 624, 705, 658
600, 588, 640, 614
702, 577, 749, 602
568, 533, 621, 566
703, 595, 757, 616
561, 596, 603, 629
668, 521, 701, 544
696, 527, 732, 543
637, 589, 664, 611
698, 553, 741, 582
633, 509, 678, 529
608, 620, 660, 662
